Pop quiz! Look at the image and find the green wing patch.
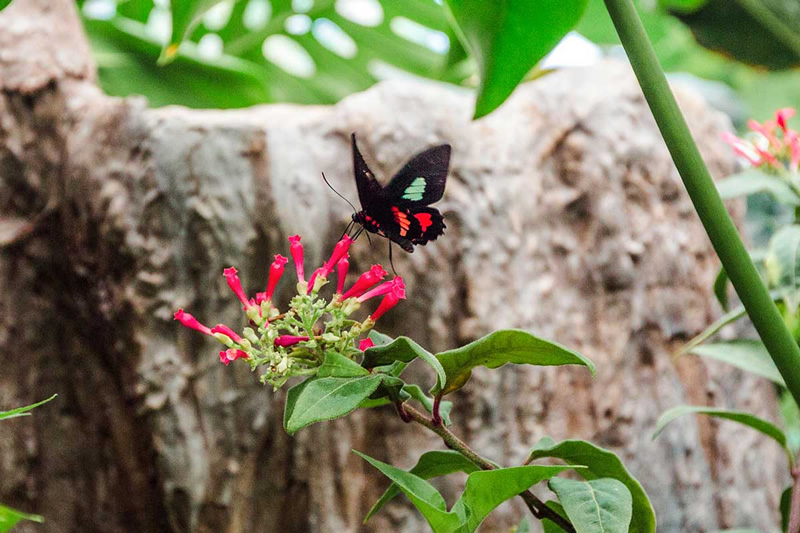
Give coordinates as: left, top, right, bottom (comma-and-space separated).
402, 177, 427, 201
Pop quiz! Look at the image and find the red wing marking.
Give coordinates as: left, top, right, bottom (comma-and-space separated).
414, 212, 433, 232
391, 206, 411, 236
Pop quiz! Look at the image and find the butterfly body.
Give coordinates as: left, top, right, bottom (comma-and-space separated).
351, 134, 450, 253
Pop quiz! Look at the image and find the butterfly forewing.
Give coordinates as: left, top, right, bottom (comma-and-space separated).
385, 144, 450, 207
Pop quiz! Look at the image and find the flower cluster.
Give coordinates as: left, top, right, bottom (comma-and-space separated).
723, 107, 799, 174
174, 235, 405, 388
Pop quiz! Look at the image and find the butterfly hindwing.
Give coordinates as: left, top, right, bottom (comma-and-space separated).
385, 144, 450, 207
381, 206, 446, 252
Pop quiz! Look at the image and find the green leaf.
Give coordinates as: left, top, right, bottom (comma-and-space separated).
403, 384, 453, 426
284, 375, 385, 435
455, 465, 579, 531
668, 0, 800, 70
526, 438, 655, 533
548, 477, 632, 533
161, 0, 223, 64
542, 501, 570, 533
365, 450, 480, 522
781, 485, 792, 533
653, 405, 793, 466
779, 388, 800, 455
766, 225, 800, 297
0, 394, 57, 421
713, 267, 729, 311
433, 329, 594, 396
442, 0, 589, 118
354, 451, 463, 533
716, 169, 800, 205
0, 0, 11, 12
679, 305, 749, 355
317, 351, 370, 378
0, 504, 43, 533
368, 330, 394, 347
686, 340, 785, 385
363, 337, 447, 392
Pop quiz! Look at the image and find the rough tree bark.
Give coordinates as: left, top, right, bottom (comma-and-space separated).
0, 1, 788, 531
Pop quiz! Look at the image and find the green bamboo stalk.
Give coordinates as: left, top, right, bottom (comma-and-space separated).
602, 0, 800, 407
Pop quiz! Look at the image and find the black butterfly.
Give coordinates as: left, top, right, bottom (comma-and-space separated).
350, 133, 450, 253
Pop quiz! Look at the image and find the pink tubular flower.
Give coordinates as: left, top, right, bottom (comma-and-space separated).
322, 236, 354, 277
788, 131, 800, 173
289, 235, 305, 282
358, 338, 375, 351
370, 279, 406, 321
224, 267, 257, 311
174, 309, 213, 336
211, 324, 243, 344
776, 108, 796, 133
341, 265, 387, 300
721, 131, 761, 166
265, 254, 288, 301
748, 119, 781, 150
274, 335, 310, 347
358, 276, 404, 303
219, 348, 249, 366
336, 255, 350, 294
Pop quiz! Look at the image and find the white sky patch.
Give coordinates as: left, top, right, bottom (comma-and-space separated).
197, 33, 224, 60
540, 32, 603, 69
285, 14, 312, 35
263, 35, 316, 78
389, 16, 449, 54
243, 0, 271, 31
145, 7, 172, 45
312, 18, 358, 58
203, 1, 233, 31
335, 0, 383, 27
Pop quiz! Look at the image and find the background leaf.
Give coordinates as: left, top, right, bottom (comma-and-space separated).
0, 504, 43, 533
442, 0, 588, 117
365, 450, 479, 522
716, 169, 800, 206
548, 477, 632, 533
433, 329, 594, 395
0, 394, 57, 421
526, 438, 655, 533
0, 0, 11, 12
686, 340, 785, 385
780, 485, 792, 533
765, 225, 800, 296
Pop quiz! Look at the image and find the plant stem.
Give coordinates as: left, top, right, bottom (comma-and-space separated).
403, 405, 575, 532
603, 0, 800, 408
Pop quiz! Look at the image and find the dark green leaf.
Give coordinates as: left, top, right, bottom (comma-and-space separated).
455, 465, 579, 531
653, 405, 793, 466
433, 329, 594, 396
363, 337, 446, 391
542, 501, 570, 533
548, 477, 632, 533
713, 267, 729, 311
669, 0, 800, 70
317, 351, 369, 378
527, 438, 655, 533
0, 0, 11, 12
716, 169, 800, 205
354, 451, 463, 532
443, 0, 589, 118
284, 375, 385, 435
781, 485, 792, 533
0, 504, 43, 533
365, 450, 479, 522
0, 394, 57, 421
687, 340, 785, 385
403, 384, 453, 426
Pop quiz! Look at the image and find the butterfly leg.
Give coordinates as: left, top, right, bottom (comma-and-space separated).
388, 239, 397, 276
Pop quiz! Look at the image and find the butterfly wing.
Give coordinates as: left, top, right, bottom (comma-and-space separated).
381, 206, 446, 252
352, 133, 385, 211
385, 144, 451, 207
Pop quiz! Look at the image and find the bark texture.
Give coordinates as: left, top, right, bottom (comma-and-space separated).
0, 1, 789, 531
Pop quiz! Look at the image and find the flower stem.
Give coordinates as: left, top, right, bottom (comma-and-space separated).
603, 0, 800, 408
402, 405, 575, 532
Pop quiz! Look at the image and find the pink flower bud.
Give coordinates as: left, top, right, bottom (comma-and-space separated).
265, 254, 288, 301
342, 265, 387, 300
322, 236, 354, 277
274, 335, 310, 347
788, 131, 800, 173
336, 255, 350, 294
370, 289, 405, 321
358, 338, 375, 351
289, 235, 305, 282
776, 108, 796, 133
174, 309, 213, 336
219, 348, 249, 366
211, 324, 243, 344
223, 267, 256, 311
358, 276, 404, 303
748, 119, 781, 150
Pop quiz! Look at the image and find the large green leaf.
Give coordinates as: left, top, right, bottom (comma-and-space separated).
527, 438, 655, 533
0, 0, 11, 12
284, 374, 385, 435
548, 477, 632, 533
667, 0, 800, 70
433, 330, 594, 396
365, 450, 479, 522
442, 0, 588, 118
686, 340, 785, 385
0, 394, 57, 421
317, 351, 370, 378
454, 465, 579, 531
780, 485, 792, 533
363, 336, 446, 391
354, 451, 463, 533
0, 504, 43, 533
654, 405, 793, 466
766, 225, 800, 297
542, 501, 570, 533
716, 169, 800, 205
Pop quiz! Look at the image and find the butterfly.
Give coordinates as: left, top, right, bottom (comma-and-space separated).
350, 133, 450, 253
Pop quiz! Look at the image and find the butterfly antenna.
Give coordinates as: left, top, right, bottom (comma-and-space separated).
388, 240, 398, 276
321, 172, 358, 216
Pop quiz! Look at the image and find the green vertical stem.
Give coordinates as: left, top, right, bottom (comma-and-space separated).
603, 0, 800, 408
